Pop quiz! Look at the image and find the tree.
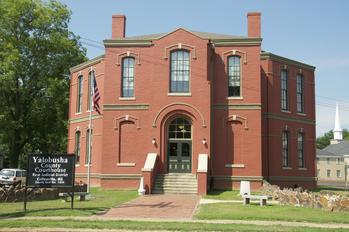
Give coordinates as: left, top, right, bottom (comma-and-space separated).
316, 129, 349, 149
0, 0, 87, 167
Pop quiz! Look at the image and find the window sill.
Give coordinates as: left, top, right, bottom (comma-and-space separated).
282, 167, 292, 170
119, 97, 136, 101
227, 96, 243, 100
168, 93, 191, 96
75, 164, 80, 167
84, 164, 92, 167
298, 168, 307, 171
75, 112, 82, 115
225, 164, 245, 168
297, 113, 306, 116
281, 110, 291, 114
117, 163, 136, 167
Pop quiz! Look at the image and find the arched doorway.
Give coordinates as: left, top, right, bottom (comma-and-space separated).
167, 117, 192, 173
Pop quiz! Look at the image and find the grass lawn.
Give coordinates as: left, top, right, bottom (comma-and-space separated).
0, 188, 137, 218
0, 219, 348, 232
195, 202, 349, 224
205, 190, 260, 200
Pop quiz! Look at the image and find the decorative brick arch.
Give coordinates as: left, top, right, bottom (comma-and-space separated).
163, 43, 197, 60
116, 51, 141, 66
222, 49, 247, 64
224, 115, 248, 130
114, 115, 140, 130
152, 102, 206, 128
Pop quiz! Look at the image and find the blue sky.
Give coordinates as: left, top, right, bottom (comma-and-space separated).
59, 0, 349, 137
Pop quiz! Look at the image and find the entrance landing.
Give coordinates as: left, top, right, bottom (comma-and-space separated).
103, 194, 201, 220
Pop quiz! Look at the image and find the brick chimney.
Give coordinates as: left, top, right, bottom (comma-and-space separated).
112, 15, 126, 39
247, 12, 261, 38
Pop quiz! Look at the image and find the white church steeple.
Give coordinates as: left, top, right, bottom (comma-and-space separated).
333, 103, 343, 141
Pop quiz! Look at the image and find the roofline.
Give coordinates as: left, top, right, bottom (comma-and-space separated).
104, 39, 153, 47
317, 154, 343, 157
70, 55, 105, 73
211, 38, 262, 46
261, 52, 315, 71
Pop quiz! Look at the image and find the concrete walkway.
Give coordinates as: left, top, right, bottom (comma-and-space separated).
103, 194, 201, 219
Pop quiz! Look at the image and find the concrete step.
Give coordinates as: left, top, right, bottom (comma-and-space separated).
152, 189, 197, 194
153, 173, 198, 194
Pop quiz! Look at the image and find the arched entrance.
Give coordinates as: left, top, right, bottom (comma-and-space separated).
167, 117, 192, 173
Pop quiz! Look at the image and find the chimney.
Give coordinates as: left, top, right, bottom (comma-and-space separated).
112, 15, 126, 39
247, 12, 261, 38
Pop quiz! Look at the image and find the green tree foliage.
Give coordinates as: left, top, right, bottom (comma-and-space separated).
316, 129, 349, 149
0, 0, 87, 167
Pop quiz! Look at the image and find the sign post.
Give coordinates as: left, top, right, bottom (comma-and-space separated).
24, 154, 75, 212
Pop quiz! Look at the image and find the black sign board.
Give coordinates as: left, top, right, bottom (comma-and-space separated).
27, 154, 75, 188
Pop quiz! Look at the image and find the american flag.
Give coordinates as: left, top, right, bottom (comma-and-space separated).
93, 76, 101, 115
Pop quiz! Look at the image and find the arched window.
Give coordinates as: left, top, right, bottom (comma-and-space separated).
75, 131, 81, 164
76, 75, 83, 113
121, 57, 135, 97
168, 118, 191, 139
85, 129, 92, 165
297, 132, 304, 168
228, 56, 241, 97
87, 71, 95, 111
170, 50, 190, 93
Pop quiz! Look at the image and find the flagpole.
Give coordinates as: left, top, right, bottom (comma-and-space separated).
87, 73, 93, 195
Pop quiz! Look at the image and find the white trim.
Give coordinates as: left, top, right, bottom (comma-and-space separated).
281, 110, 292, 114
75, 112, 82, 115
227, 96, 244, 100
119, 97, 136, 101
297, 113, 307, 116
168, 93, 192, 96
117, 163, 136, 167
225, 164, 245, 168
298, 168, 307, 171
282, 167, 292, 170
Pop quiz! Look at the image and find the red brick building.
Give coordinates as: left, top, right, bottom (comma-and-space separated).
67, 12, 316, 194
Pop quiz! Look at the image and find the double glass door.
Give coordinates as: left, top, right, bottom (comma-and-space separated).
168, 140, 191, 173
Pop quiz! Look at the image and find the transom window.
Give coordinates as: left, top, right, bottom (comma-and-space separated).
228, 56, 241, 97
168, 118, 191, 139
281, 70, 289, 111
122, 57, 135, 97
297, 132, 304, 168
282, 130, 289, 167
297, 74, 304, 113
76, 75, 83, 113
170, 50, 190, 93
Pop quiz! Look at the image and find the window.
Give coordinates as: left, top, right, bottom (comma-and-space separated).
228, 56, 241, 97
317, 169, 320, 177
122, 57, 135, 97
327, 169, 331, 177
170, 50, 190, 93
281, 70, 289, 111
85, 129, 92, 165
76, 75, 83, 113
75, 131, 81, 164
87, 71, 95, 111
327, 158, 330, 164
337, 170, 341, 178
337, 158, 341, 165
316, 157, 319, 164
297, 133, 305, 168
282, 130, 289, 167
168, 118, 191, 139
296, 74, 304, 113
